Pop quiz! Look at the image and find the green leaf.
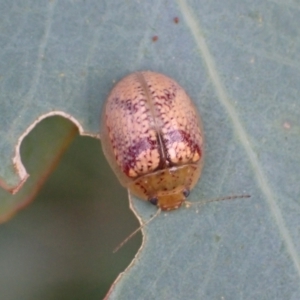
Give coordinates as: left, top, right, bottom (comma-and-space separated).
1, 0, 300, 299
0, 117, 77, 221
0, 121, 142, 299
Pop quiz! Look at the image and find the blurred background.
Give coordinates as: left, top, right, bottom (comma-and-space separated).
0, 116, 141, 300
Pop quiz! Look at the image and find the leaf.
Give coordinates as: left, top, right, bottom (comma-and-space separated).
106, 1, 300, 299
0, 116, 77, 222
0, 124, 142, 299
1, 0, 300, 299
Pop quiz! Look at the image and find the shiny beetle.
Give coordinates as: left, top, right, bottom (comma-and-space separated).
100, 71, 204, 211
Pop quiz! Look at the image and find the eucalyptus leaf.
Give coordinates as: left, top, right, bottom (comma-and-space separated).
1, 0, 300, 299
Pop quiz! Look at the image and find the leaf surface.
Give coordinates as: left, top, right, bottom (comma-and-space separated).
1, 1, 300, 299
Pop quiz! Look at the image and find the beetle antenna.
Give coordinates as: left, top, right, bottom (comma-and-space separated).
113, 208, 161, 253
185, 194, 251, 208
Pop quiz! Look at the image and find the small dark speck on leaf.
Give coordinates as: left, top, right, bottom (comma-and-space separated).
214, 235, 221, 243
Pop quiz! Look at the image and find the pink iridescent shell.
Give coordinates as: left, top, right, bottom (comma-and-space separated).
100, 71, 204, 210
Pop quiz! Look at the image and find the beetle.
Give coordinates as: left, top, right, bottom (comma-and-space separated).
100, 71, 204, 211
